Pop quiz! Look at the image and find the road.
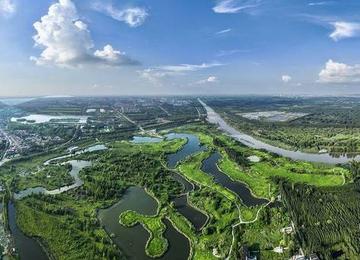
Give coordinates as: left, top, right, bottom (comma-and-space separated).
0, 128, 12, 166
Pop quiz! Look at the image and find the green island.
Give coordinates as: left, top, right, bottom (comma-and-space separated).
119, 210, 168, 257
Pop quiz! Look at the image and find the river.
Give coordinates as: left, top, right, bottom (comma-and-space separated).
8, 202, 48, 260
198, 98, 359, 164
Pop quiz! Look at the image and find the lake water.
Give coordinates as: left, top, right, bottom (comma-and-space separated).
44, 144, 107, 165
166, 134, 208, 230
10, 114, 88, 124
199, 99, 360, 164
98, 186, 190, 260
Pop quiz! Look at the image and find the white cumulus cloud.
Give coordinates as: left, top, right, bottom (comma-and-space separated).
0, 0, 16, 17
318, 59, 360, 84
94, 45, 124, 62
282, 75, 292, 83
329, 21, 360, 41
213, 0, 260, 14
92, 2, 148, 27
196, 76, 219, 84
31, 0, 138, 67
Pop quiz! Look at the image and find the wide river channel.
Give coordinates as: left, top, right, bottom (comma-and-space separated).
198, 98, 360, 164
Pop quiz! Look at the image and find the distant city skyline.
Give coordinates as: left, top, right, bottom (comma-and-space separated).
1, 0, 360, 96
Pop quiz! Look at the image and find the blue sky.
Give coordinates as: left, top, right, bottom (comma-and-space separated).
1, 0, 360, 96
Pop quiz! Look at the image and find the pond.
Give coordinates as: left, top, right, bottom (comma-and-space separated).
98, 186, 190, 260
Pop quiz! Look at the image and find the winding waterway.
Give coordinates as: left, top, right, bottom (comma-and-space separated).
165, 133, 209, 230
199, 99, 359, 164
166, 133, 206, 168
201, 152, 268, 207
14, 160, 92, 200
171, 172, 208, 231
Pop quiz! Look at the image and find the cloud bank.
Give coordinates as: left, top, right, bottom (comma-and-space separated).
31, 0, 138, 67
196, 76, 218, 85
318, 59, 360, 84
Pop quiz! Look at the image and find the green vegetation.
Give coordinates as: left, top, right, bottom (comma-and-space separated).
14, 164, 73, 191
237, 206, 297, 259
16, 194, 121, 259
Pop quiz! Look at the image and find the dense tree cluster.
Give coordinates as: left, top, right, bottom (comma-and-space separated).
81, 151, 183, 203
279, 180, 360, 259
